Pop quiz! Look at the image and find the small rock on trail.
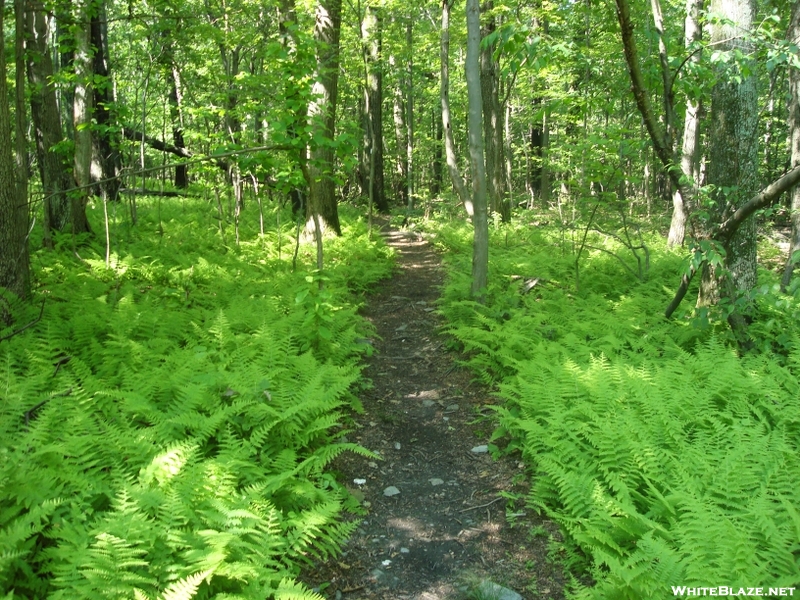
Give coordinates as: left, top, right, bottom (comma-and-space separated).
299, 227, 565, 599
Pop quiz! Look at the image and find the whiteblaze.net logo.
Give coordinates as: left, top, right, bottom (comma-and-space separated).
672, 587, 796, 597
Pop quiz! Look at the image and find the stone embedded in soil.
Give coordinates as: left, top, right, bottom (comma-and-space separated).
429, 478, 444, 486
383, 486, 400, 496
477, 580, 524, 600
445, 404, 460, 412
422, 400, 436, 407
471, 445, 489, 453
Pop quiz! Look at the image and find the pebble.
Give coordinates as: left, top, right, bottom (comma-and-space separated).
394, 442, 401, 450
383, 486, 400, 496
422, 400, 436, 407
445, 404, 459, 412
400, 547, 410, 553
471, 445, 489, 453
353, 478, 366, 485
429, 478, 444, 486
477, 581, 523, 600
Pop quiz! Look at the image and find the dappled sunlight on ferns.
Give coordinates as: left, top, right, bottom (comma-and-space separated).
426, 215, 800, 598
0, 200, 393, 599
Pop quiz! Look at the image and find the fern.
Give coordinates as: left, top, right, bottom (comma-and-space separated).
1, 199, 394, 598
428, 215, 800, 598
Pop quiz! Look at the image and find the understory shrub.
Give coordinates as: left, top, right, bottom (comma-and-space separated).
0, 200, 394, 599
425, 214, 800, 598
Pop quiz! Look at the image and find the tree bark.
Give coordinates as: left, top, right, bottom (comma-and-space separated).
431, 105, 443, 197
440, 0, 472, 215
614, 0, 690, 204
71, 0, 94, 235
26, 3, 75, 242
362, 5, 388, 212
405, 18, 414, 210
668, 0, 703, 247
392, 61, 408, 206
279, 0, 308, 216
307, 0, 343, 236
480, 1, 509, 221
698, 0, 759, 309
0, 0, 29, 301
466, 0, 488, 297
90, 1, 121, 200
782, 1, 800, 291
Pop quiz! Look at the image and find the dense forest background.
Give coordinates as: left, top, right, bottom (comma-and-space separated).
2, 0, 800, 596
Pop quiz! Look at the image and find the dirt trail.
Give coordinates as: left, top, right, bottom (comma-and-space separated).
303, 229, 565, 600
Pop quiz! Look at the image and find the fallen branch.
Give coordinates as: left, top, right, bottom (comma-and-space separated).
459, 496, 504, 513
0, 298, 46, 344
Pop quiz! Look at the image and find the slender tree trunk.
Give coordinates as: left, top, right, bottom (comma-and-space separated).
406, 19, 414, 210
27, 4, 74, 242
440, 0, 472, 215
307, 0, 343, 236
431, 105, 443, 197
466, 0, 488, 297
362, 5, 388, 212
782, 1, 800, 291
392, 62, 408, 206
169, 66, 187, 188
15, 0, 28, 241
1, 0, 29, 301
480, 2, 509, 221
72, 0, 93, 235
90, 1, 120, 200
668, 0, 703, 247
279, 0, 308, 216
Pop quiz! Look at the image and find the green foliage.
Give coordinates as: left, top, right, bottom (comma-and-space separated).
0, 199, 393, 599
425, 214, 800, 598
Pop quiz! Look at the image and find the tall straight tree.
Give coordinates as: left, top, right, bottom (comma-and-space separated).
440, 0, 471, 216
71, 0, 94, 236
667, 0, 703, 247
698, 0, 759, 311
279, 0, 309, 215
783, 1, 800, 290
0, 0, 29, 300
26, 3, 84, 243
362, 3, 388, 212
466, 0, 488, 296
307, 0, 344, 236
90, 0, 120, 200
480, 0, 509, 221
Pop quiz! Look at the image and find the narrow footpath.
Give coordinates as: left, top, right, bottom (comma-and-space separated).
304, 228, 565, 600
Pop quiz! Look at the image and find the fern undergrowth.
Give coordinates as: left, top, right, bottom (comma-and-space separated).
423, 213, 800, 599
0, 200, 394, 599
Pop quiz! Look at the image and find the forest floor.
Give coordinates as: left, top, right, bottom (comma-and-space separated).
301, 225, 566, 600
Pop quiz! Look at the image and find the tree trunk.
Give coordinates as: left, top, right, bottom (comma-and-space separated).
406, 19, 414, 210
90, 1, 121, 200
362, 4, 388, 212
72, 0, 94, 235
1, 0, 29, 301
26, 4, 74, 242
169, 66, 188, 189
480, 2, 509, 221
466, 0, 488, 297
279, 0, 308, 216
668, 0, 703, 247
782, 1, 800, 291
307, 0, 343, 236
431, 105, 443, 197
392, 64, 408, 206
440, 0, 471, 215
698, 0, 759, 308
